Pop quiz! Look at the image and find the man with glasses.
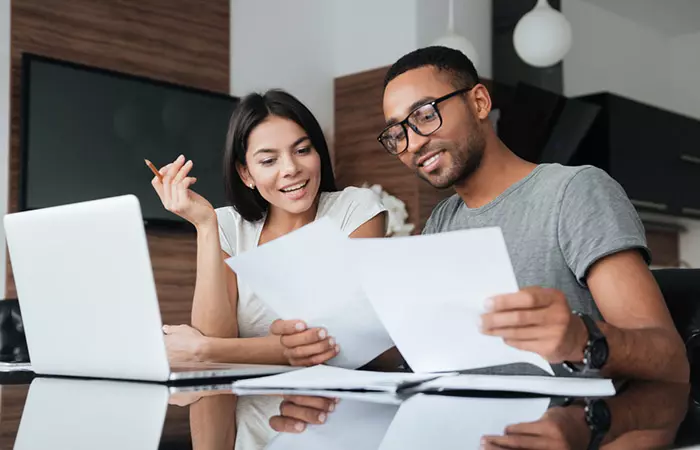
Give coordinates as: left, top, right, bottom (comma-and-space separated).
272, 46, 687, 383
374, 46, 686, 381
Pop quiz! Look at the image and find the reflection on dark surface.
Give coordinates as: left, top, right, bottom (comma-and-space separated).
0, 376, 696, 449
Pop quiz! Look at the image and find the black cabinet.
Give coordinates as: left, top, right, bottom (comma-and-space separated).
573, 93, 700, 219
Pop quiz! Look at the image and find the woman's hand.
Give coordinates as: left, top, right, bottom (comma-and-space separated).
163, 324, 208, 363
269, 395, 338, 433
151, 154, 216, 229
270, 320, 340, 366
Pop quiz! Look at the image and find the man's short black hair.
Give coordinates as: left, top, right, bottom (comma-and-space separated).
384, 46, 480, 90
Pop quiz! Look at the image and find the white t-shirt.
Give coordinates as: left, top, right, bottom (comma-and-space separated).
215, 186, 387, 339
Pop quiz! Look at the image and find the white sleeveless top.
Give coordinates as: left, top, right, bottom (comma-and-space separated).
215, 186, 387, 339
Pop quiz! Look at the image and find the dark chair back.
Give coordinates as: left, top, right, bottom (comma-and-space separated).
652, 268, 700, 383
0, 298, 29, 363
654, 269, 700, 450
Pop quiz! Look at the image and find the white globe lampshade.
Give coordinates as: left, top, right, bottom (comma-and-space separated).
513, 0, 572, 68
433, 33, 480, 70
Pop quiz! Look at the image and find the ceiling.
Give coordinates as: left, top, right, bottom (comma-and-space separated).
579, 0, 700, 37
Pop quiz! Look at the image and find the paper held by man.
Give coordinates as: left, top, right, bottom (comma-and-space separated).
226, 218, 615, 396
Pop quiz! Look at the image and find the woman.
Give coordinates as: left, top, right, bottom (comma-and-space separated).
150, 89, 387, 367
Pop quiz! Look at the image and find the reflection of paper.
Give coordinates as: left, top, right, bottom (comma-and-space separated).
14, 378, 168, 450
234, 389, 403, 405
266, 398, 400, 450
378, 394, 550, 450
233, 365, 439, 393
226, 218, 394, 369
415, 373, 615, 397
349, 227, 553, 375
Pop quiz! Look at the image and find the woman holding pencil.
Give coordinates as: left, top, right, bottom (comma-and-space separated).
148, 89, 388, 368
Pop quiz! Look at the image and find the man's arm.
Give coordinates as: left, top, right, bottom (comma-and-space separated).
586, 250, 688, 382
481, 250, 689, 382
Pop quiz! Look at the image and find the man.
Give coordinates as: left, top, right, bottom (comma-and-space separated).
271, 46, 688, 383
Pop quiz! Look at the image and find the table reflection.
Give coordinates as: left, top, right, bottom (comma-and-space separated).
5, 377, 693, 450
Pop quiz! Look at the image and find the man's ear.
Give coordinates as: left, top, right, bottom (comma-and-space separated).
472, 84, 493, 120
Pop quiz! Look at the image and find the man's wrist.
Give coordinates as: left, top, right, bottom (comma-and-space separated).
568, 313, 589, 362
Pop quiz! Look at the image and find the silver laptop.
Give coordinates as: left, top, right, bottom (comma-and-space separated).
4, 194, 295, 382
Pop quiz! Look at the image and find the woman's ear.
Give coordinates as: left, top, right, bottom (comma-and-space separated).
236, 162, 255, 189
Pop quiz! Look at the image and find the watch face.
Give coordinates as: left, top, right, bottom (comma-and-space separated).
589, 339, 609, 369
588, 400, 612, 432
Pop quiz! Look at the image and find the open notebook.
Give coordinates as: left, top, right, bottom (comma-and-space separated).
232, 365, 616, 397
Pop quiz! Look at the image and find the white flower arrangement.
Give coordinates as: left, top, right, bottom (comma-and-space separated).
363, 183, 415, 237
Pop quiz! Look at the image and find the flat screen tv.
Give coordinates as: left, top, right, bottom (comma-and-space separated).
20, 53, 239, 225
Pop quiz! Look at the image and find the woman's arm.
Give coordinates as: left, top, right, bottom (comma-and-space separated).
199, 334, 287, 365
190, 393, 238, 450
190, 224, 239, 338
189, 225, 289, 364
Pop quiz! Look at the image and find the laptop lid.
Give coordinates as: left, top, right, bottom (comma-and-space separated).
4, 195, 171, 381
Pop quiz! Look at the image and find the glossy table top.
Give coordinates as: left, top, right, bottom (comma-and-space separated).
0, 371, 697, 450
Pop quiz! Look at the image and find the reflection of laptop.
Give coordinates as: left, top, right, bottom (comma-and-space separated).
4, 195, 294, 382
14, 377, 169, 450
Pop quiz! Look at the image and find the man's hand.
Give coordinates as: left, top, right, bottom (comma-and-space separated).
269, 395, 338, 433
480, 287, 588, 363
481, 406, 590, 450
162, 324, 207, 363
270, 320, 340, 366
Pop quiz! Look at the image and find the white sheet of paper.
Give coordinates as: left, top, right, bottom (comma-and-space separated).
378, 394, 551, 450
348, 227, 553, 375
225, 218, 394, 369
266, 398, 399, 450
415, 374, 616, 397
233, 365, 440, 393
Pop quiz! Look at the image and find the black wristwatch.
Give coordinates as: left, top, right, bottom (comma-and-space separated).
564, 312, 609, 374
584, 398, 612, 450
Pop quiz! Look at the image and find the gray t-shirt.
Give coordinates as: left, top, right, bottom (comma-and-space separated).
423, 164, 650, 375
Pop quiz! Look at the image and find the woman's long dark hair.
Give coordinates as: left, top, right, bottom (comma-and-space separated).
223, 90, 337, 221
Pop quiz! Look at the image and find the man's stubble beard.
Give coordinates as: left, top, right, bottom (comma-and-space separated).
418, 126, 486, 190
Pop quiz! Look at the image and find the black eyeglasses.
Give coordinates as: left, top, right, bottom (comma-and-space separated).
377, 87, 473, 155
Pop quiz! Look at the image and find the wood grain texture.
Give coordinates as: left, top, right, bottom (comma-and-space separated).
334, 67, 453, 234
646, 229, 681, 267
0, 384, 29, 449
7, 0, 230, 325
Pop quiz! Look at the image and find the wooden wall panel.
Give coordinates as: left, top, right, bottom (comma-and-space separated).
334, 67, 453, 234
7, 0, 230, 325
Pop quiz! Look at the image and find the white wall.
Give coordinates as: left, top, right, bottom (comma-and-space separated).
231, 0, 494, 138
333, 0, 418, 78
0, 4, 9, 296
563, 0, 672, 111
416, 0, 492, 78
670, 31, 700, 120
230, 0, 335, 136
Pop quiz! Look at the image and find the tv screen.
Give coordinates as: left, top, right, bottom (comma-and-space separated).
20, 53, 238, 224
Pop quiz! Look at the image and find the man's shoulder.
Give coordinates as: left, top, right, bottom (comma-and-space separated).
530, 163, 603, 190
